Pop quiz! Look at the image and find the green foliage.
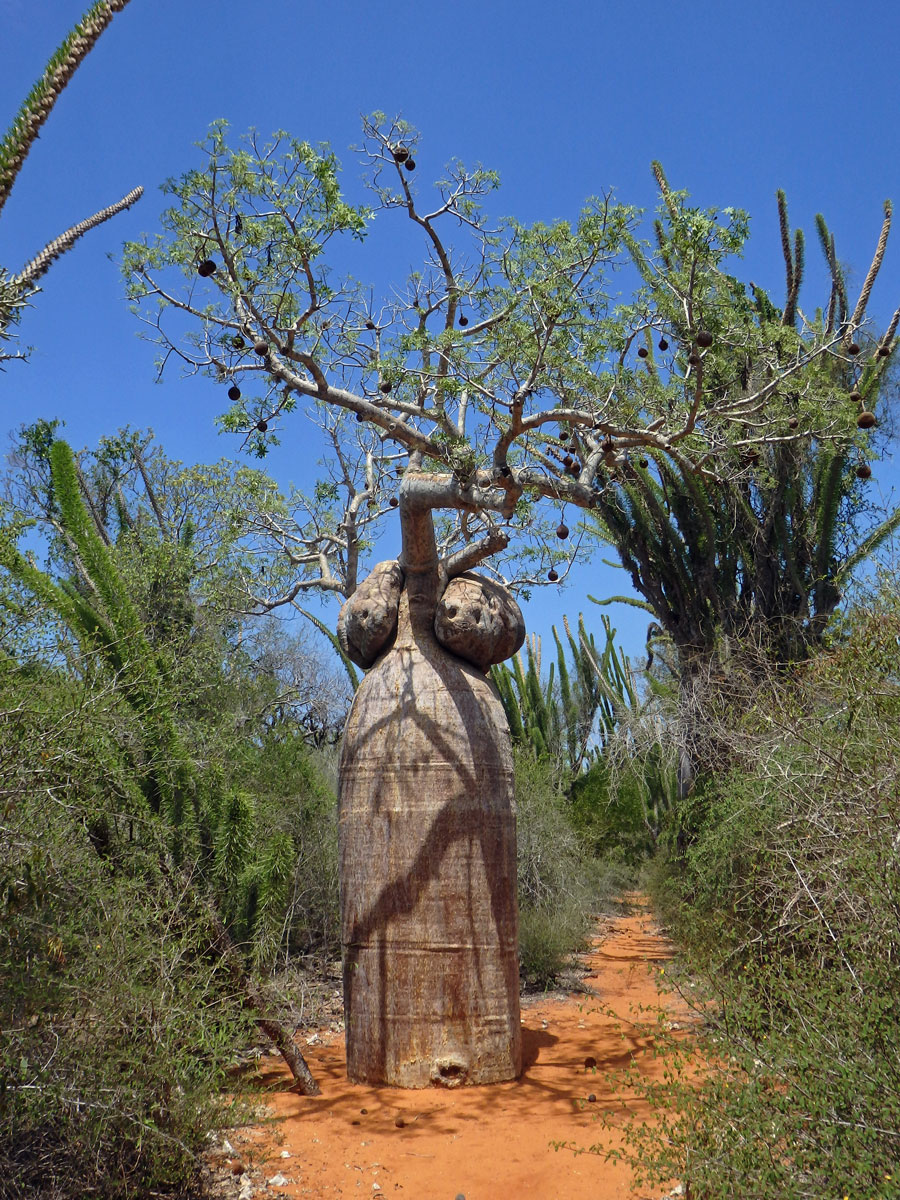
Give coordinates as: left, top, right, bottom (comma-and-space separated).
494, 613, 678, 865
591, 434, 900, 670
0, 655, 252, 1199
517, 905, 587, 992
492, 613, 639, 774
515, 752, 631, 988
599, 582, 900, 1198
122, 117, 899, 626
2, 435, 343, 955
589, 180, 900, 679
569, 748, 675, 863
0, 428, 347, 1189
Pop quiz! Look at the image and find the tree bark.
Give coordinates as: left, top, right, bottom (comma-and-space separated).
337, 483, 521, 1087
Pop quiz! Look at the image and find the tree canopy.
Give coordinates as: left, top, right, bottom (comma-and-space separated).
122, 117, 898, 602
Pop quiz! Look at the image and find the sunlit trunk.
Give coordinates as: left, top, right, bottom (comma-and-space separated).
337, 489, 521, 1087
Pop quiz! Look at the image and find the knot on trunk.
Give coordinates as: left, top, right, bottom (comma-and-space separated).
338, 560, 405, 668
434, 572, 525, 670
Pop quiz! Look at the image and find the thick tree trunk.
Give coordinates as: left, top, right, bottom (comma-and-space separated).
338, 529, 521, 1085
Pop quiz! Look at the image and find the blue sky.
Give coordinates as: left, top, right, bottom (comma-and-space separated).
3, 0, 900, 661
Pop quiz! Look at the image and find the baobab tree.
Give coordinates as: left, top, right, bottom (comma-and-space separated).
124, 115, 893, 1085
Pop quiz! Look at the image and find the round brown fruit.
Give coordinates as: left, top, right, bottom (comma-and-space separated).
587, 1093, 597, 1103
850, 389, 862, 403
696, 328, 713, 348
380, 380, 392, 393
365, 320, 376, 330
547, 569, 559, 582
658, 338, 669, 351
393, 147, 410, 163
856, 463, 872, 479
847, 341, 861, 355
788, 416, 799, 429
878, 345, 891, 357
228, 385, 241, 401
688, 351, 701, 366
639, 457, 649, 469
638, 346, 648, 358
556, 523, 570, 540
389, 496, 399, 507
857, 410, 877, 429
394, 1117, 405, 1128
459, 315, 469, 327
404, 159, 416, 171
256, 419, 268, 433
253, 341, 268, 356
197, 259, 216, 277
584, 1056, 597, 1069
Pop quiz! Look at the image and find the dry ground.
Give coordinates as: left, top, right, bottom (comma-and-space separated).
209, 897, 696, 1200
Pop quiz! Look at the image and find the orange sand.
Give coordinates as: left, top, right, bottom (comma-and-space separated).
221, 899, 693, 1199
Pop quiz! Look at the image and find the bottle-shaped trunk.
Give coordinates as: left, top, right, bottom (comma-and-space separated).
338, 584, 521, 1087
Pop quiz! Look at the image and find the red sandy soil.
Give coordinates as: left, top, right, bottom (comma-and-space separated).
215, 898, 695, 1200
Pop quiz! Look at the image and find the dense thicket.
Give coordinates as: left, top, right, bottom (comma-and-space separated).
597, 578, 900, 1198
0, 438, 346, 1195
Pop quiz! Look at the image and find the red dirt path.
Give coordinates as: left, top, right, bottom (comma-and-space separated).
220, 898, 692, 1200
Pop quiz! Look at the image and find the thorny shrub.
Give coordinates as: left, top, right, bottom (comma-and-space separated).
571, 582, 900, 1198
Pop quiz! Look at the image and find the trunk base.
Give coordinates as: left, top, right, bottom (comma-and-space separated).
339, 621, 521, 1088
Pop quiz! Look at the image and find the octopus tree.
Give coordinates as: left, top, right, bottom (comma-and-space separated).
124, 116, 892, 1085
1, 0, 143, 365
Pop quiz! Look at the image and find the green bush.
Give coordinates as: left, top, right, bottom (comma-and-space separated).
515, 751, 631, 986
517, 903, 591, 990
607, 585, 900, 1198
0, 665, 253, 1199
231, 732, 340, 967
569, 758, 659, 862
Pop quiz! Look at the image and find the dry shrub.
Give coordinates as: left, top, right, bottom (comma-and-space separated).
608, 586, 900, 1198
